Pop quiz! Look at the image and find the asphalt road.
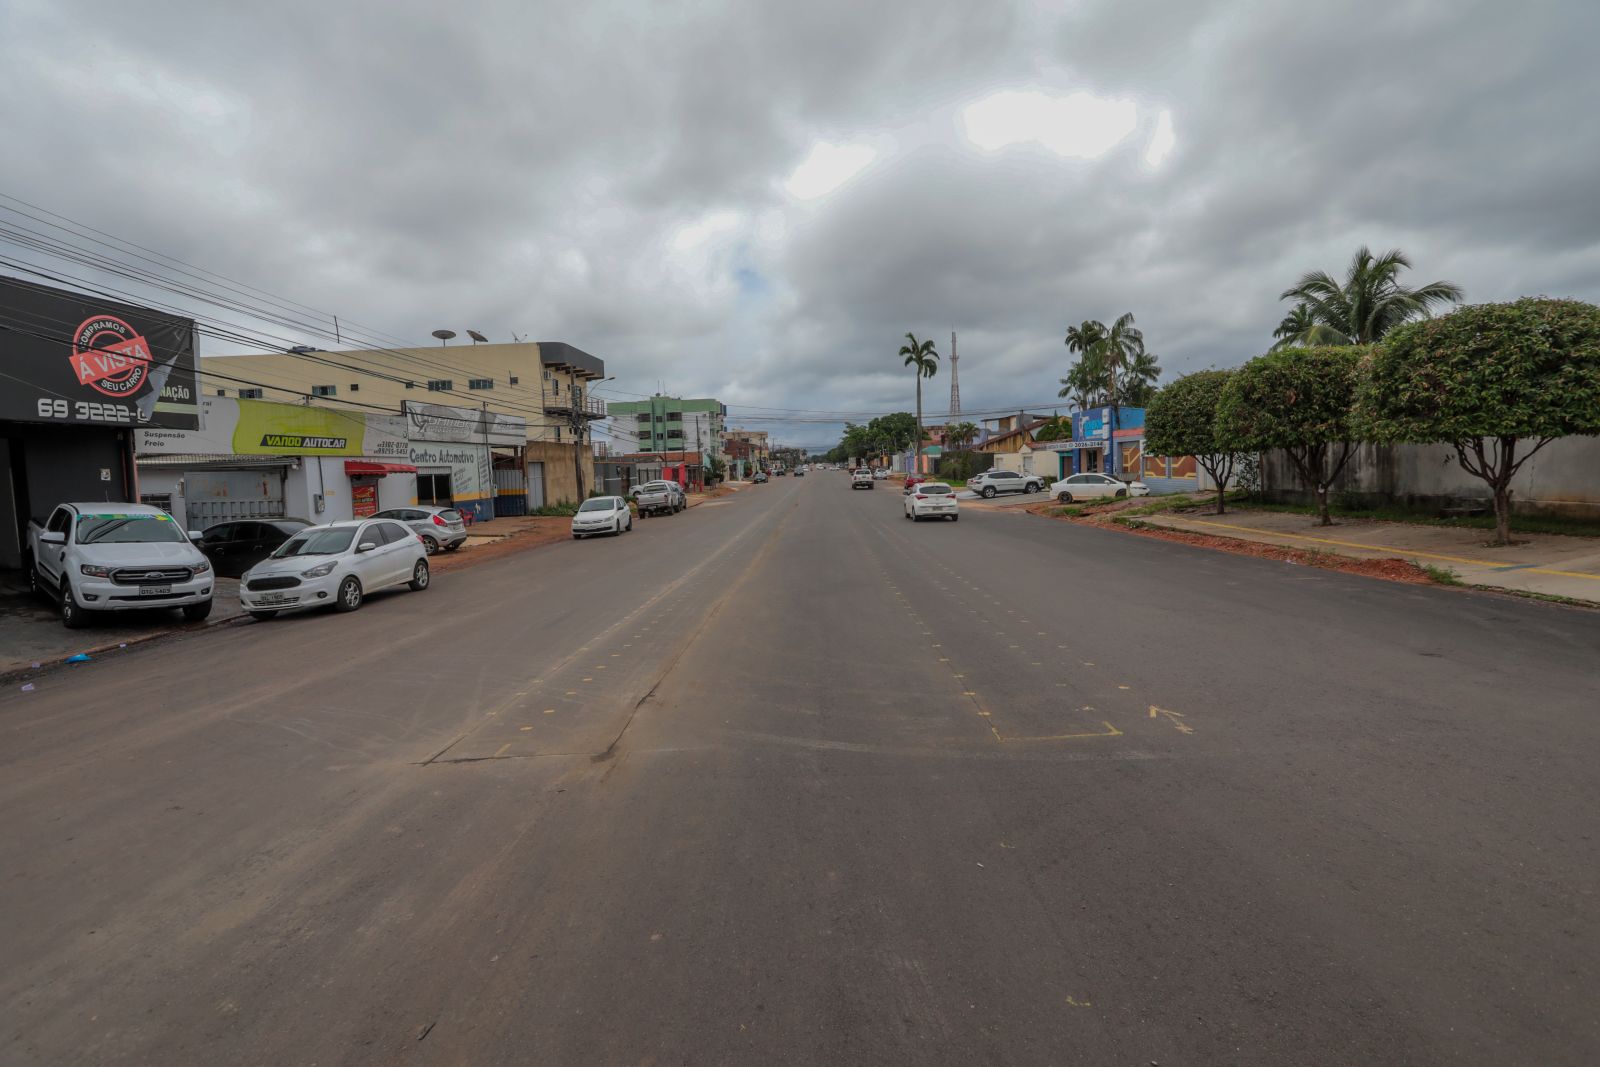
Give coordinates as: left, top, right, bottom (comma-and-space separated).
4, 473, 1598, 1066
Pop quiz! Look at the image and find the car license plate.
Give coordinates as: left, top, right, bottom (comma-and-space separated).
139, 584, 172, 595
256, 592, 289, 605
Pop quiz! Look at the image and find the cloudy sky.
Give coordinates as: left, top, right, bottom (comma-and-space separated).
3, 0, 1597, 448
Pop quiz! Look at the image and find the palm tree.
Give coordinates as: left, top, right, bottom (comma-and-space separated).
1058, 344, 1107, 410
1065, 320, 1106, 361
1270, 302, 1327, 350
1095, 312, 1143, 432
1119, 347, 1162, 407
945, 421, 978, 452
898, 332, 939, 473
1279, 246, 1463, 345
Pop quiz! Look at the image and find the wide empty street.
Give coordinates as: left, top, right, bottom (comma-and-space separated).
4, 474, 1598, 1066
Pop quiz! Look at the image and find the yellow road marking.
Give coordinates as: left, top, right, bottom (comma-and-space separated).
544, 709, 555, 714
495, 743, 512, 756
1181, 518, 1600, 582
520, 725, 533, 731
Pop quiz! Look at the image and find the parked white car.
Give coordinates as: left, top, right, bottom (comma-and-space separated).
572, 496, 633, 538
239, 518, 429, 619
373, 505, 468, 553
904, 482, 960, 522
26, 502, 214, 628
1048, 472, 1150, 502
966, 469, 1045, 498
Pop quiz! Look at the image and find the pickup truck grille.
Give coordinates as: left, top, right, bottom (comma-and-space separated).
245, 576, 302, 591
111, 567, 193, 585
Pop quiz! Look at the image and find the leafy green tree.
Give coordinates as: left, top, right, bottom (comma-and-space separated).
1031, 415, 1073, 442
1358, 298, 1600, 545
1279, 246, 1463, 345
1145, 370, 1241, 514
869, 412, 919, 455
899, 333, 939, 472
1216, 346, 1366, 525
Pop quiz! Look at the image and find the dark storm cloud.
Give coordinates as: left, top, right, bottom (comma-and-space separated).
2, 0, 1596, 446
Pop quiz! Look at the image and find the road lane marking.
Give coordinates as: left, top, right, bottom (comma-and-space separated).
495, 743, 512, 756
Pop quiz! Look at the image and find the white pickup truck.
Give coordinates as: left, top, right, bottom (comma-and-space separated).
851, 468, 874, 490
26, 502, 215, 628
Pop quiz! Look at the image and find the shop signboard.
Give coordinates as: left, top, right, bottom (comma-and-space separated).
138, 397, 408, 458
403, 402, 525, 521
1, 274, 201, 428
351, 482, 378, 517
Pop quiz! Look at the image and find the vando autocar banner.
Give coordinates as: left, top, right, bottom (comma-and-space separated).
138, 397, 409, 457
1, 274, 200, 429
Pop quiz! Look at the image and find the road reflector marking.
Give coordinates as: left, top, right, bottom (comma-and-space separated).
495, 743, 512, 756
520, 725, 533, 731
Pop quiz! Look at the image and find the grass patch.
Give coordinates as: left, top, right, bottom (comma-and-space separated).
1049, 505, 1087, 518
1420, 563, 1463, 585
1231, 500, 1600, 538
529, 502, 579, 517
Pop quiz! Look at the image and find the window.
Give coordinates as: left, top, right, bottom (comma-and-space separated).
417, 473, 454, 504
405, 381, 416, 390
349, 383, 360, 392
666, 411, 683, 421
468, 378, 494, 390
239, 388, 263, 399
215, 388, 226, 397
427, 379, 453, 392
509, 375, 519, 385
636, 415, 652, 425
312, 385, 336, 397
551, 380, 561, 395
47, 507, 71, 534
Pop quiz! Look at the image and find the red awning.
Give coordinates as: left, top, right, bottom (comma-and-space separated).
344, 460, 417, 476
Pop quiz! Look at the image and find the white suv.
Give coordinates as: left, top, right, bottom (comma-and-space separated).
966, 470, 1045, 498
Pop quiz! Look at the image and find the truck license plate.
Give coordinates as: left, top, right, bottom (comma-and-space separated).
139, 584, 172, 595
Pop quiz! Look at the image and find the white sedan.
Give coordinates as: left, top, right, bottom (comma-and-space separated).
1047, 472, 1150, 503
571, 496, 633, 538
239, 518, 430, 619
904, 481, 960, 521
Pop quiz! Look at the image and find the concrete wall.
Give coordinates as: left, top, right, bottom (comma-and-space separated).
1260, 436, 1600, 518
526, 440, 594, 504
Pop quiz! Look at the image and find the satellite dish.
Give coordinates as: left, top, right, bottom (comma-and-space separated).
431, 329, 456, 345
467, 329, 489, 343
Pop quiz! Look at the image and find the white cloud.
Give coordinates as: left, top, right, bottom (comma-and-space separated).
960, 89, 1139, 158
783, 142, 877, 200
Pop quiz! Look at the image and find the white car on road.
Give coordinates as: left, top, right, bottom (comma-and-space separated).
904, 482, 960, 522
966, 469, 1045, 498
571, 496, 633, 538
1048, 472, 1150, 502
240, 518, 430, 619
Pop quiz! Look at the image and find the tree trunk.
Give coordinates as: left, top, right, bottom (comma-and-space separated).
1316, 484, 1331, 526
1216, 482, 1227, 515
1492, 484, 1513, 546
914, 376, 922, 475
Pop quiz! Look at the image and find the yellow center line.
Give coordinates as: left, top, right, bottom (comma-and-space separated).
1181, 518, 1600, 581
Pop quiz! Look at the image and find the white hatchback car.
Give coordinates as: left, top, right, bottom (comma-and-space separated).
239, 518, 429, 619
1047, 472, 1151, 502
904, 481, 960, 522
571, 496, 633, 538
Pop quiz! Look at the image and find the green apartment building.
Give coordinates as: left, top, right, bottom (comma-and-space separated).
608, 395, 726, 460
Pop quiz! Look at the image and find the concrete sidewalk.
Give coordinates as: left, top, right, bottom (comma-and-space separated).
1137, 508, 1600, 603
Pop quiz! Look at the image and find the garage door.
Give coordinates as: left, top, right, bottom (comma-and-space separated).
184, 469, 286, 529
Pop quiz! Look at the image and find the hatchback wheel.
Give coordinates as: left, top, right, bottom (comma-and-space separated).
422, 534, 439, 554
1057, 491, 1073, 504
1115, 488, 1127, 498
982, 486, 997, 499
335, 575, 363, 612
409, 559, 430, 591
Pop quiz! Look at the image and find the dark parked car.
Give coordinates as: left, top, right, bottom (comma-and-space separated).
194, 518, 312, 578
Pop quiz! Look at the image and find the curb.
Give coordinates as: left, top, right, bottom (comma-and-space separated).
2, 611, 253, 688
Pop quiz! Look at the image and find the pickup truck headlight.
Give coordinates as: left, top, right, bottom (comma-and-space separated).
301, 561, 338, 579
79, 564, 110, 578
192, 560, 211, 576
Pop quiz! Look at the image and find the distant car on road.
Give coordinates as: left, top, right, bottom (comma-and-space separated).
631, 480, 685, 517
966, 469, 1045, 498
373, 506, 467, 554
571, 496, 633, 538
872, 468, 888, 480
1048, 473, 1150, 502
196, 518, 312, 578
753, 471, 769, 483
904, 482, 960, 522
240, 518, 429, 619
794, 467, 805, 477
851, 469, 874, 490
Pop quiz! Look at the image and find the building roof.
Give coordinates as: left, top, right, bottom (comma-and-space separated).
976, 418, 1048, 450
537, 341, 606, 379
